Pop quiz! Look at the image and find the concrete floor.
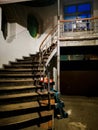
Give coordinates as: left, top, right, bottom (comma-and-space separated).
54, 95, 98, 130
22, 95, 98, 130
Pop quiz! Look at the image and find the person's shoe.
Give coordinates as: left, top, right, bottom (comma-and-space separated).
57, 114, 62, 119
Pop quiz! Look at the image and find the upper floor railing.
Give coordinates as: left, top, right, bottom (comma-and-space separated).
60, 17, 98, 38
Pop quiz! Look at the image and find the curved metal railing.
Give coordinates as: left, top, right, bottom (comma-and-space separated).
39, 25, 57, 71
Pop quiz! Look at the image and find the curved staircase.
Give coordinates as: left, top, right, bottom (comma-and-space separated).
0, 51, 55, 130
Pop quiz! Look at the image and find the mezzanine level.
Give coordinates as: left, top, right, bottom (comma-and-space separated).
59, 17, 98, 44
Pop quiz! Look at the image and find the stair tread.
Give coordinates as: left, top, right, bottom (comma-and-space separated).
16, 60, 39, 63
0, 73, 33, 76
0, 85, 36, 90
0, 99, 54, 112
0, 68, 43, 72
0, 92, 38, 99
0, 112, 39, 126
40, 110, 53, 117
0, 79, 34, 82
0, 101, 39, 112
0, 68, 33, 71
0, 110, 53, 126
0, 72, 43, 76
37, 91, 54, 95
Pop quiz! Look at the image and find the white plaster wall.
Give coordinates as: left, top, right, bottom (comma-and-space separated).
0, 2, 58, 68
0, 8, 1, 30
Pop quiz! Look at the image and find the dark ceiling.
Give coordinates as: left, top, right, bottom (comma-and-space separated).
20, 0, 57, 7
0, 0, 57, 6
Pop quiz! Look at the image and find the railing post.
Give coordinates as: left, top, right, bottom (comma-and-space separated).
57, 0, 60, 93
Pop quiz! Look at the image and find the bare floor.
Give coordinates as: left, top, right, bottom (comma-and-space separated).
22, 95, 98, 130
54, 95, 98, 130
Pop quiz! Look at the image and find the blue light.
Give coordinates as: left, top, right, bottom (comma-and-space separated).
64, 6, 76, 14
78, 3, 91, 12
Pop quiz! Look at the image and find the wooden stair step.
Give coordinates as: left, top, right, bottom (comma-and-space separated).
0, 73, 42, 79
16, 58, 38, 61
0, 99, 54, 112
0, 68, 33, 72
37, 91, 54, 96
0, 68, 43, 73
23, 56, 38, 60
0, 85, 36, 91
0, 92, 38, 100
0, 101, 39, 112
4, 64, 33, 67
40, 110, 53, 117
30, 54, 39, 57
39, 99, 55, 107
0, 112, 39, 127
0, 74, 43, 80
0, 79, 34, 83
3, 65, 43, 68
0, 73, 33, 76
0, 91, 54, 102
10, 62, 40, 65
0, 79, 34, 87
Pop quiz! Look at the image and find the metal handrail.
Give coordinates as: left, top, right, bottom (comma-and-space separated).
39, 24, 57, 80
60, 17, 98, 37
39, 24, 57, 65
60, 16, 98, 23
39, 25, 57, 53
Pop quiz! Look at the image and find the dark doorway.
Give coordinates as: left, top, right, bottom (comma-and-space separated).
60, 46, 98, 96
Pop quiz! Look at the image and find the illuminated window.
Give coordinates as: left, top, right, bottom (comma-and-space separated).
64, 3, 92, 20
64, 6, 76, 14
78, 3, 91, 12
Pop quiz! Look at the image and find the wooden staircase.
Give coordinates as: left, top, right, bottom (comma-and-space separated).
0, 52, 55, 130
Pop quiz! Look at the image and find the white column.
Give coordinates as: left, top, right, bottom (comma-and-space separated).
53, 67, 57, 90
0, 7, 2, 30
57, 0, 60, 93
